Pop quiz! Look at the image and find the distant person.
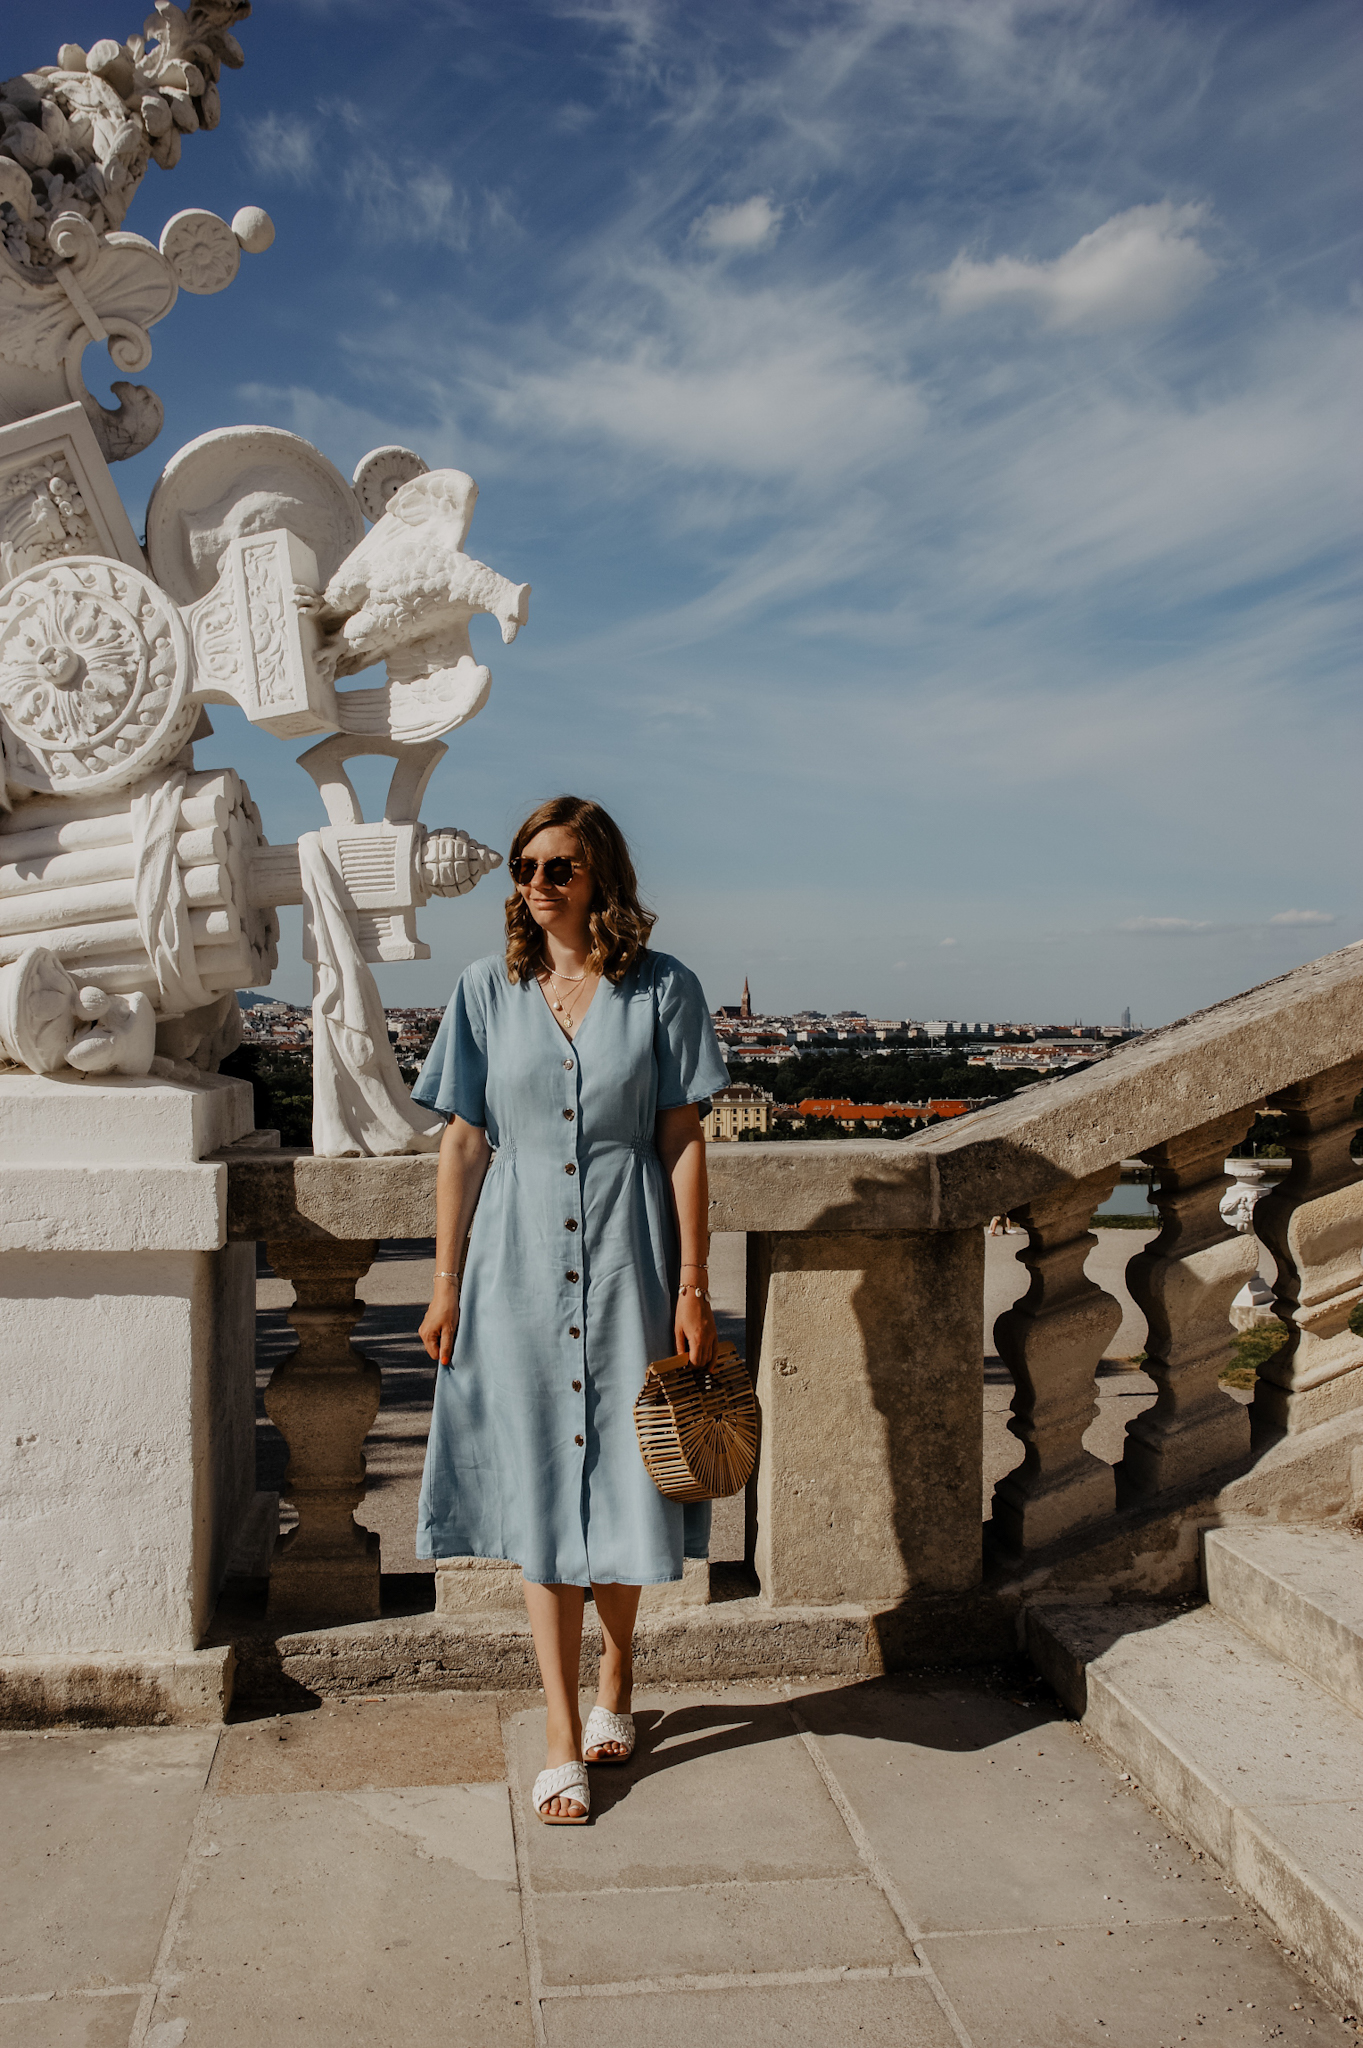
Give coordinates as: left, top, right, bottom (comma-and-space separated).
415, 797, 727, 1826
988, 1213, 1018, 1236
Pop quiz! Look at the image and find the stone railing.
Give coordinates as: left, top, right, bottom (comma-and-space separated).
222, 943, 1363, 1635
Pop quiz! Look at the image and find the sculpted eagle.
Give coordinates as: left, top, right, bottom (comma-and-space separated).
320, 469, 531, 744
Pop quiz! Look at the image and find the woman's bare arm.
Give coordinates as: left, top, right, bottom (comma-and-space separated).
655, 1102, 717, 1368
418, 1115, 492, 1364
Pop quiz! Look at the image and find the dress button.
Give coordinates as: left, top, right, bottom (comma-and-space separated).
563, 1108, 575, 1120
564, 1162, 576, 1175
563, 1058, 574, 1070
574, 1434, 584, 1447
572, 1379, 582, 1392
565, 1218, 578, 1231
566, 1269, 579, 1282
569, 1326, 580, 1339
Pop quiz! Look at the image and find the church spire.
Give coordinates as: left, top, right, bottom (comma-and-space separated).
740, 977, 751, 1021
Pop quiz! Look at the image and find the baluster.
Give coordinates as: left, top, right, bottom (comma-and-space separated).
1251, 1056, 1363, 1434
991, 1168, 1121, 1551
263, 1236, 382, 1622
1119, 1110, 1257, 1495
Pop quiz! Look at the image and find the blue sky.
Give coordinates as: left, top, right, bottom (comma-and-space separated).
11, 0, 1361, 1021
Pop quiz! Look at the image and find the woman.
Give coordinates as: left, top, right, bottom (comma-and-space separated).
414, 796, 728, 1825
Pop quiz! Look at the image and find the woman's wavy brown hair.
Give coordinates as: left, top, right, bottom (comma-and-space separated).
504, 796, 656, 986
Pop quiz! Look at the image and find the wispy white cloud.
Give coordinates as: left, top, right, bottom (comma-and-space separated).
691, 196, 783, 252
476, 265, 922, 480
933, 203, 1218, 331
1269, 909, 1335, 927
1119, 917, 1214, 933
242, 111, 319, 183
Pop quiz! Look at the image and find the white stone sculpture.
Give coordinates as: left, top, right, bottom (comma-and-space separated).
0, 401, 144, 584
63, 981, 156, 1071
1220, 1160, 1269, 1234
0, 941, 156, 1075
1220, 1159, 1280, 1329
288, 734, 499, 1155
0, 5, 267, 461
145, 424, 364, 604
0, 5, 521, 1161
321, 469, 531, 744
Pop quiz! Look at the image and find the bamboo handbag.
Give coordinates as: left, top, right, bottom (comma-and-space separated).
633, 1341, 758, 1502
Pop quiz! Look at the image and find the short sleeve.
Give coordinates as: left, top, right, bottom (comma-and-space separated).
411, 969, 488, 1125
653, 956, 730, 1115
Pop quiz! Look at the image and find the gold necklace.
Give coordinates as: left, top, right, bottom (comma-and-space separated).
544, 968, 591, 1022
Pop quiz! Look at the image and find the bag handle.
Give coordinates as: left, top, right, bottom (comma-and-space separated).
646, 1340, 742, 1383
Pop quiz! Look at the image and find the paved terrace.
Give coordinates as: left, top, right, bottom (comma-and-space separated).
4, 1675, 1348, 2048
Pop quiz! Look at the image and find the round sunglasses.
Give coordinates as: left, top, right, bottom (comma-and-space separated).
509, 855, 584, 887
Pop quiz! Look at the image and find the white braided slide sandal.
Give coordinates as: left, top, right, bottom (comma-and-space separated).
583, 1705, 635, 1764
532, 1761, 590, 1824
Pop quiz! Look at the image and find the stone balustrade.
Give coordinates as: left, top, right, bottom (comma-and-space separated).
221, 943, 1363, 1632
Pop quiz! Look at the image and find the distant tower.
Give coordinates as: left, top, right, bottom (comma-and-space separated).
1121, 1006, 1132, 1031
740, 977, 752, 1021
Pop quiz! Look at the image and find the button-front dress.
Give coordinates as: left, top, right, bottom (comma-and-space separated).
412, 950, 729, 1586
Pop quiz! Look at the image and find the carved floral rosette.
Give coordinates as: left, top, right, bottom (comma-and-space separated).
0, 554, 195, 794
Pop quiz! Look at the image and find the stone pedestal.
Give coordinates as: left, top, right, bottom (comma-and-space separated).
750, 1228, 983, 1608
0, 1070, 262, 1721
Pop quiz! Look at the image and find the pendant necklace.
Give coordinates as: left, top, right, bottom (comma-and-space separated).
546, 965, 588, 1016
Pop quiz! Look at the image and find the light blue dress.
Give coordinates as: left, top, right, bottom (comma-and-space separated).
411, 950, 729, 1586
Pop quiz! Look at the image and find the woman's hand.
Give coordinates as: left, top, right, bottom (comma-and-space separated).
420, 1277, 460, 1365
675, 1284, 717, 1370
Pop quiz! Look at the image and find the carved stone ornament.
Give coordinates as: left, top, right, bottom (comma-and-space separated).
0, 940, 156, 1074
352, 445, 428, 525
145, 424, 364, 606
0, 401, 145, 580
0, 943, 82, 1069
322, 469, 530, 745
1219, 1159, 1268, 1234
186, 526, 338, 738
158, 206, 239, 294
0, 554, 195, 795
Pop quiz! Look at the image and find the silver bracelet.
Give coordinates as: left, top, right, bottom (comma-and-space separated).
434, 1270, 460, 1281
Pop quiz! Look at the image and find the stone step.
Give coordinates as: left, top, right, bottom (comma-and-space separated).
1026, 1600, 1363, 2009
1203, 1524, 1363, 1719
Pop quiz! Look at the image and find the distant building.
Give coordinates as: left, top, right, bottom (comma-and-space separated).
702, 1082, 774, 1141
1122, 1006, 1132, 1030
716, 975, 753, 1023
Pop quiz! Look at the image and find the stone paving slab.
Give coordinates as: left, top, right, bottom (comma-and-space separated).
794, 1677, 1241, 1933
213, 1690, 504, 1793
534, 1874, 914, 1986
0, 1727, 216, 1999
509, 1694, 864, 1893
5, 1994, 145, 2046
149, 1785, 532, 2047
923, 1917, 1344, 2047
540, 1975, 962, 2048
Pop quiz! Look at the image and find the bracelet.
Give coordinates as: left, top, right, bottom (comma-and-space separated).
679, 1284, 711, 1302
680, 1263, 709, 1273
434, 1270, 460, 1281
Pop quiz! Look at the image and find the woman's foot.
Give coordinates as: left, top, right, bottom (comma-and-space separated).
540, 1714, 585, 1819
585, 1663, 633, 1761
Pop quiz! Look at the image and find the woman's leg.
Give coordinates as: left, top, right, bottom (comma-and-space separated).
522, 1580, 586, 1817
587, 1581, 641, 1759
